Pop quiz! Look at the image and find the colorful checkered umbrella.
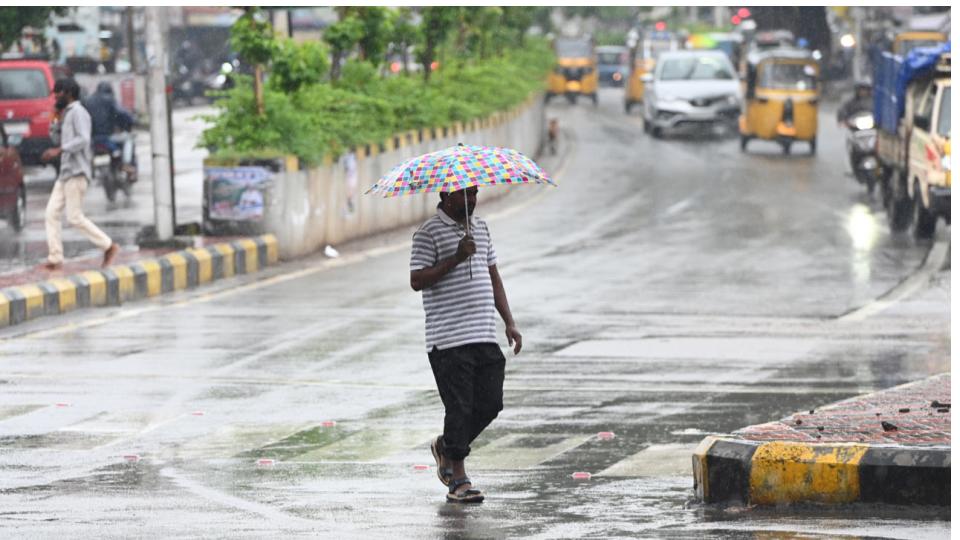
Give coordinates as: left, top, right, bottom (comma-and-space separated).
365, 143, 556, 198
366, 143, 555, 278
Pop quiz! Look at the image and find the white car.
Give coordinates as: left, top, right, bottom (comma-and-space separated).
642, 50, 741, 138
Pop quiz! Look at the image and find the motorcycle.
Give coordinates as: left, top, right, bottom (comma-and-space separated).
844, 111, 879, 194
92, 132, 136, 203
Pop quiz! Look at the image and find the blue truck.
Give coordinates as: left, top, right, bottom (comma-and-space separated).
874, 41, 950, 238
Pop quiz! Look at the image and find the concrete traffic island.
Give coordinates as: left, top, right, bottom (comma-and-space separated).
0, 234, 278, 328
693, 373, 950, 506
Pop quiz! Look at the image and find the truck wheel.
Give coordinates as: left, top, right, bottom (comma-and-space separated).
913, 183, 936, 240
625, 101, 632, 114
740, 135, 749, 152
809, 137, 816, 155
591, 93, 598, 106
886, 176, 913, 233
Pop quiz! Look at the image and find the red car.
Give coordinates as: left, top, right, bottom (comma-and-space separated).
0, 59, 69, 165
0, 124, 25, 232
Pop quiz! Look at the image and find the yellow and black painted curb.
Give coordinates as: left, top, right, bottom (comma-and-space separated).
0, 234, 279, 328
692, 436, 950, 506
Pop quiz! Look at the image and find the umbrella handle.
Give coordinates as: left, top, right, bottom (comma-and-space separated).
465, 197, 472, 279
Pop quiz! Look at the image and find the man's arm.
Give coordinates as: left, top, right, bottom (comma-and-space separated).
489, 263, 522, 355
410, 235, 475, 291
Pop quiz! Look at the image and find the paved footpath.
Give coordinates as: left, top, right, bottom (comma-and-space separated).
694, 374, 950, 506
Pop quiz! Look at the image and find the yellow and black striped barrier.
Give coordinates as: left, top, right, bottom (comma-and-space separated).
692, 436, 950, 506
0, 235, 278, 328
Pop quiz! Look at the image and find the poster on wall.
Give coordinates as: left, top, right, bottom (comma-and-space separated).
205, 166, 272, 221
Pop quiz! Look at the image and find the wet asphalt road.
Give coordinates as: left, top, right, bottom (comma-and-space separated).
0, 87, 950, 538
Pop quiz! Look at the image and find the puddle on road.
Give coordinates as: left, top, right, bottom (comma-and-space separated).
557, 337, 815, 362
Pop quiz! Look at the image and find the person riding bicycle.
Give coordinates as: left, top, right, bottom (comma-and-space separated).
82, 82, 137, 181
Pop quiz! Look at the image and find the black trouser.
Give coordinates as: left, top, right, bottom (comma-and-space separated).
428, 342, 505, 461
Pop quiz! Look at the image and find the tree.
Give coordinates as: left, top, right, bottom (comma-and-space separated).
352, 7, 392, 67
323, 14, 363, 81
0, 7, 70, 52
390, 8, 419, 75
270, 39, 329, 94
463, 7, 502, 60
230, 8, 278, 116
418, 7, 459, 82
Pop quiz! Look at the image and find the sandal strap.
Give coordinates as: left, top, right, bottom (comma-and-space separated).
448, 477, 472, 493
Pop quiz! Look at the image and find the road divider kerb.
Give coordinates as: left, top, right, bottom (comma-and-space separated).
693, 436, 950, 506
0, 234, 279, 328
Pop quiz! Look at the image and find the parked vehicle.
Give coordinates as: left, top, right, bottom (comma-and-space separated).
875, 42, 951, 239
546, 38, 598, 106
596, 45, 628, 87
739, 48, 820, 154
642, 50, 740, 138
0, 124, 26, 232
844, 111, 879, 193
0, 59, 70, 165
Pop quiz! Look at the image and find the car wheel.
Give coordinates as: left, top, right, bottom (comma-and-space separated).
651, 126, 663, 139
9, 186, 25, 232
913, 182, 936, 240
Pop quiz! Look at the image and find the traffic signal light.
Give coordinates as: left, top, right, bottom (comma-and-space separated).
731, 15, 742, 25
737, 8, 751, 19
655, 21, 666, 31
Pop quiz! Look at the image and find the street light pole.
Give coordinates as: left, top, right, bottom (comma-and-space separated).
852, 6, 864, 81
145, 7, 174, 241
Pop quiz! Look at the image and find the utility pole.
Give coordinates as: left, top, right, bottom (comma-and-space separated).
145, 7, 174, 241
852, 6, 864, 81
126, 7, 136, 73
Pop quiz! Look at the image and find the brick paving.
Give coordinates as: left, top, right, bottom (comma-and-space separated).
735, 373, 951, 446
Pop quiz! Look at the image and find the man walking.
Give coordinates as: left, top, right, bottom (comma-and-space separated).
41, 78, 119, 270
410, 186, 522, 503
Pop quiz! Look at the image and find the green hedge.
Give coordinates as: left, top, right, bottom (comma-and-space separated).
200, 39, 554, 165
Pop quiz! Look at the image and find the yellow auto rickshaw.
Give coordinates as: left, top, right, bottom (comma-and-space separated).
624, 31, 678, 114
547, 38, 598, 105
624, 57, 655, 113
739, 49, 820, 155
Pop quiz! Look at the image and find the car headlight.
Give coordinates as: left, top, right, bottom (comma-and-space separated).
726, 94, 739, 105
942, 155, 951, 171
854, 115, 875, 130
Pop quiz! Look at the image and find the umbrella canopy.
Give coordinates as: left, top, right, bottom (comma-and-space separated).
365, 144, 556, 198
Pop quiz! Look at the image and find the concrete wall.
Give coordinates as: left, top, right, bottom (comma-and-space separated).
247, 94, 546, 260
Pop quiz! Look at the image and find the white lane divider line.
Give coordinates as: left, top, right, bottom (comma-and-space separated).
838, 239, 949, 323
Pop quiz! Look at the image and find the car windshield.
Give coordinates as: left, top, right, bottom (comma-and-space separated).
0, 69, 49, 99
937, 86, 950, 137
555, 40, 592, 58
759, 62, 817, 90
597, 52, 623, 65
659, 56, 734, 81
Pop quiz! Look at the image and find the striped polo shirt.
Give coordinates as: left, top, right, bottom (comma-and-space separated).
410, 207, 498, 352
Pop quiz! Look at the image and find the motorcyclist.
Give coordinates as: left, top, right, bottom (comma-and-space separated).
81, 82, 137, 182
837, 81, 874, 126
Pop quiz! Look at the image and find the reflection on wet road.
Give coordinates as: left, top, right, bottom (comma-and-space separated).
0, 88, 949, 538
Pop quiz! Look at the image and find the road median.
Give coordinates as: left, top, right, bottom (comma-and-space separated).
0, 234, 278, 328
693, 373, 950, 506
